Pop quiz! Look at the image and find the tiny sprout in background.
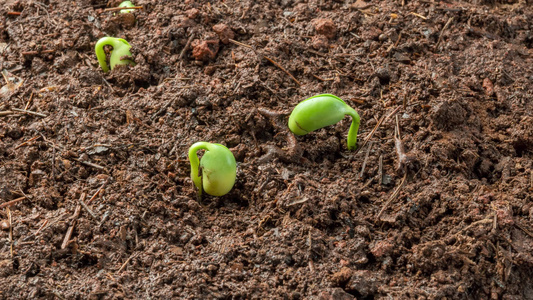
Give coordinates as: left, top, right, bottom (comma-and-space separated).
95, 37, 136, 72
118, 1, 135, 13
288, 94, 361, 150
189, 142, 237, 197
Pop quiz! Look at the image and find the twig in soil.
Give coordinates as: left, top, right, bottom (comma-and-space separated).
410, 12, 427, 20
307, 230, 315, 272
14, 135, 41, 149
31, 1, 57, 26
228, 39, 253, 49
78, 196, 99, 221
312, 74, 333, 81
101, 76, 115, 93
116, 252, 139, 274
287, 197, 309, 207
307, 49, 328, 57
103, 6, 143, 12
361, 175, 375, 190
257, 215, 272, 231
492, 213, 498, 233
0, 42, 10, 57
51, 145, 56, 179
515, 222, 533, 239
97, 211, 110, 231
21, 49, 56, 56
87, 180, 109, 204
394, 115, 407, 173
358, 106, 401, 154
31, 220, 48, 238
179, 33, 195, 60
378, 154, 383, 185
263, 56, 301, 86
24, 91, 34, 110
454, 218, 493, 237
0, 111, 14, 117
151, 98, 174, 120
7, 12, 22, 16
22, 213, 67, 242
61, 195, 83, 250
0, 196, 26, 209
359, 141, 373, 179
7, 207, 13, 257
466, 25, 500, 40
12, 108, 47, 117
386, 32, 402, 54
72, 158, 106, 170
376, 173, 407, 220
435, 17, 454, 50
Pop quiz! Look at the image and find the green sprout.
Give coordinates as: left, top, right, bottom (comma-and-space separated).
94, 37, 136, 72
189, 142, 237, 197
288, 94, 361, 150
118, 1, 135, 13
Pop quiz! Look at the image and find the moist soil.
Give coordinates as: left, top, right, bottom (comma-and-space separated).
1, 0, 533, 299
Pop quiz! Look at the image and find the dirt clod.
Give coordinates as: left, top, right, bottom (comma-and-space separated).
313, 18, 337, 39
311, 35, 329, 50
370, 240, 394, 258
483, 77, 494, 96
431, 100, 468, 130
331, 267, 353, 286
191, 39, 219, 61
212, 23, 235, 44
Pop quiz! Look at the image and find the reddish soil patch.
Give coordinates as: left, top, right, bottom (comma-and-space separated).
1, 0, 533, 299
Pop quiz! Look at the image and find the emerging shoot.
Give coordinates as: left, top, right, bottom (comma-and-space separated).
94, 37, 136, 72
288, 94, 361, 150
188, 142, 237, 197
118, 1, 135, 13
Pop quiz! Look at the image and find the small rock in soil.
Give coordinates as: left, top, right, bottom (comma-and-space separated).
0, 220, 9, 231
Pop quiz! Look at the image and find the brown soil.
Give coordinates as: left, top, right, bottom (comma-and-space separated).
1, 0, 533, 299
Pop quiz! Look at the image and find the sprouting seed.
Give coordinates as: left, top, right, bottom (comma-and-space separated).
188, 142, 237, 197
288, 94, 361, 150
94, 37, 136, 72
118, 1, 135, 13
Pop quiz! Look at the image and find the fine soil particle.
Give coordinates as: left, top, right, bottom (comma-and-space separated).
1, 0, 533, 299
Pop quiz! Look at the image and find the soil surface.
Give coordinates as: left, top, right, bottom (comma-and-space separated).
1, 0, 533, 299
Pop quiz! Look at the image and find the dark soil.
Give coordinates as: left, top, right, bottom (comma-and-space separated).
1, 0, 533, 299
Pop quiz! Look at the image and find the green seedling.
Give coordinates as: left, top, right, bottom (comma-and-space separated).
94, 37, 136, 72
118, 1, 135, 13
189, 142, 237, 197
288, 94, 361, 150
